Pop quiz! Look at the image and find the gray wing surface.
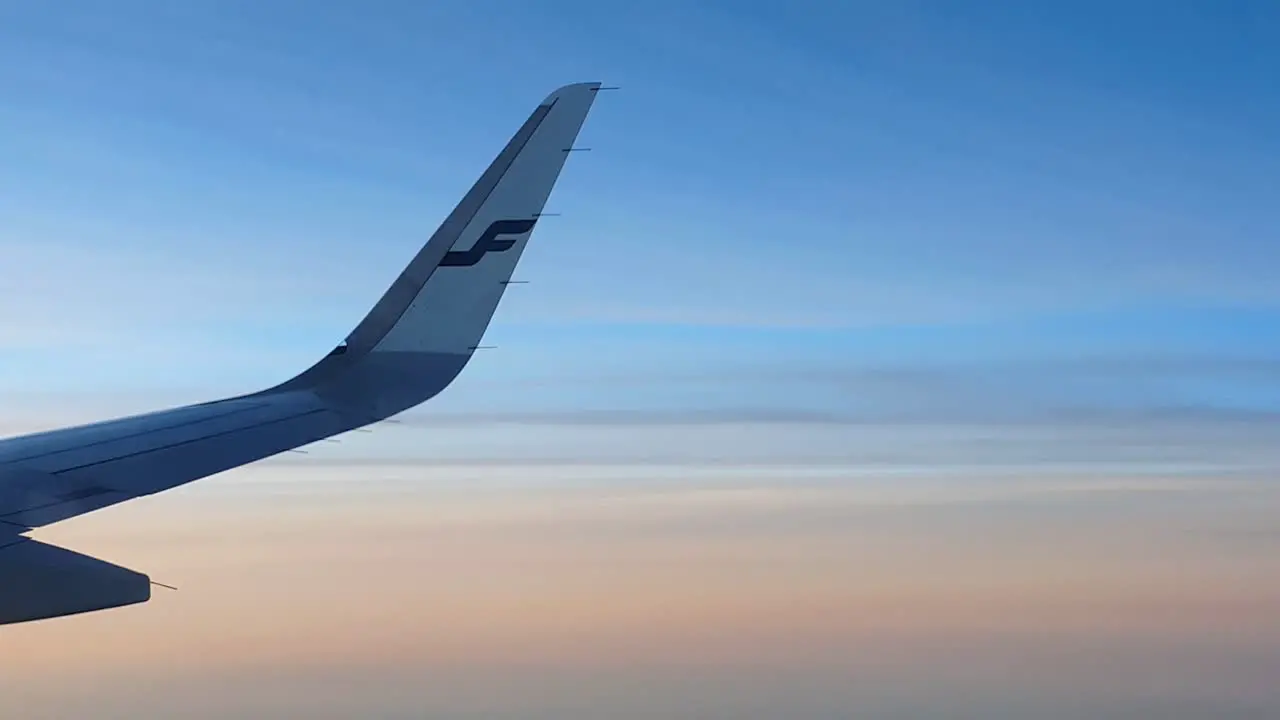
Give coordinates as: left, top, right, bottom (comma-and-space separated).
0, 82, 603, 625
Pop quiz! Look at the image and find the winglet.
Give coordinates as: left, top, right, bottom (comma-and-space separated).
270, 83, 603, 418
344, 82, 601, 357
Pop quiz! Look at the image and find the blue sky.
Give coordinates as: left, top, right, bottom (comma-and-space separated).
1, 0, 1280, 453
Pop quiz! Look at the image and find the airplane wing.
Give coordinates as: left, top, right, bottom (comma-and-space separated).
0, 82, 604, 625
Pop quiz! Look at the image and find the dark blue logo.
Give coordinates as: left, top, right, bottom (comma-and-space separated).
440, 218, 537, 267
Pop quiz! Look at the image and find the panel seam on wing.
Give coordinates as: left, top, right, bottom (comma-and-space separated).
1, 401, 274, 465
48, 408, 336, 475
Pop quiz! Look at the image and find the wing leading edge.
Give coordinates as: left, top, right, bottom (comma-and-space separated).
0, 82, 604, 625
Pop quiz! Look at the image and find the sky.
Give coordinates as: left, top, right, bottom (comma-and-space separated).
1, 1, 1279, 717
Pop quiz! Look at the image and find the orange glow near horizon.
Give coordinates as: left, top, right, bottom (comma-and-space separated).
3, 465, 1277, 717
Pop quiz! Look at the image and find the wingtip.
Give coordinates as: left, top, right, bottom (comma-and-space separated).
541, 81, 604, 105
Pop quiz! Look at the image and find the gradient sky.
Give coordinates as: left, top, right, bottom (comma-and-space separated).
1, 1, 1279, 718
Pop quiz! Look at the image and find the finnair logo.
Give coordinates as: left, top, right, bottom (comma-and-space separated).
440, 218, 537, 267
